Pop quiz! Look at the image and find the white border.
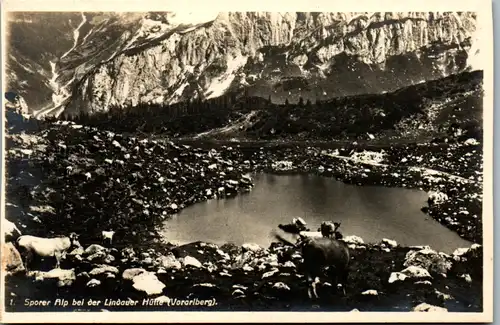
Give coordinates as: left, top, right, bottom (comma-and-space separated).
0, 0, 494, 323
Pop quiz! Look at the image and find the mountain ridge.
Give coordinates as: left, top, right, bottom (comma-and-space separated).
6, 11, 479, 118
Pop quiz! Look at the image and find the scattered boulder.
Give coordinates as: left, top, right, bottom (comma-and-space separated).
272, 282, 291, 291
242, 243, 262, 252
89, 265, 119, 276
412, 303, 448, 312
86, 279, 101, 287
159, 255, 182, 270
435, 290, 453, 301
232, 289, 245, 297
219, 270, 232, 277
122, 268, 147, 281
3, 121, 484, 311
400, 265, 432, 280
242, 264, 254, 272
452, 247, 469, 259
142, 257, 153, 265
182, 256, 202, 268
84, 244, 107, 256
192, 283, 216, 288
460, 274, 472, 283
232, 284, 248, 291
215, 249, 230, 260
86, 251, 108, 263
388, 272, 408, 284
414, 280, 433, 286
132, 272, 165, 296
428, 191, 449, 205
3, 242, 25, 274
382, 238, 397, 248
404, 247, 452, 276
31, 269, 76, 287
262, 268, 279, 279
77, 271, 90, 281
104, 254, 116, 264
464, 138, 479, 146
281, 261, 296, 270
204, 262, 218, 273
343, 235, 364, 245
121, 247, 136, 259
452, 244, 482, 262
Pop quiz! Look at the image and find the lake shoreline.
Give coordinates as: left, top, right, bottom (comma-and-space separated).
163, 172, 471, 253
4, 117, 483, 312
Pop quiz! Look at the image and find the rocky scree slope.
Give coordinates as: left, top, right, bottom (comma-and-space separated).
5, 109, 482, 247
3, 112, 483, 312
5, 238, 483, 312
6, 12, 84, 111
7, 12, 203, 116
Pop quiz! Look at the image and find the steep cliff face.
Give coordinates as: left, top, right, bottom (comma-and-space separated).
6, 12, 84, 111
7, 12, 479, 117
65, 12, 478, 116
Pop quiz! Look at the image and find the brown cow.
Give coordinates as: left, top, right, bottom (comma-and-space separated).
273, 232, 350, 299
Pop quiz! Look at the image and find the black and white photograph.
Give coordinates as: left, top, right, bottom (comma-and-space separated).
1, 0, 494, 322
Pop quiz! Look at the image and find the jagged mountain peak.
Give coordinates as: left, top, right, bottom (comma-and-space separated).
6, 11, 479, 117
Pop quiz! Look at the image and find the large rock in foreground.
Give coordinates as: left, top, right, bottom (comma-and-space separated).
3, 242, 25, 274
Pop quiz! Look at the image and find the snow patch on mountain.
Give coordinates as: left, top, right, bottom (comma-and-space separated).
166, 11, 219, 26
205, 54, 248, 99
61, 13, 87, 59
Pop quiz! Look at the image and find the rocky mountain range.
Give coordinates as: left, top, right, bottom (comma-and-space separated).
5, 11, 480, 118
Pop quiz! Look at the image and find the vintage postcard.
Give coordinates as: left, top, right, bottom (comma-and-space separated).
0, 0, 494, 323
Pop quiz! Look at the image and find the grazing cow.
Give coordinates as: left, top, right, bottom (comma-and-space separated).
273, 232, 350, 299
319, 221, 341, 238
16, 233, 80, 270
102, 230, 115, 246
19, 148, 33, 159
278, 217, 310, 234
294, 217, 307, 228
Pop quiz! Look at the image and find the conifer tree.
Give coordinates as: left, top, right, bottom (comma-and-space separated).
298, 96, 304, 107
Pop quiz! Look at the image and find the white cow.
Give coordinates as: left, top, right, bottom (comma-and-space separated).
102, 230, 115, 246
17, 233, 79, 270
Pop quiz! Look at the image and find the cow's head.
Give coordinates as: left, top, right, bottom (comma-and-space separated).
68, 232, 81, 247
333, 222, 341, 232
